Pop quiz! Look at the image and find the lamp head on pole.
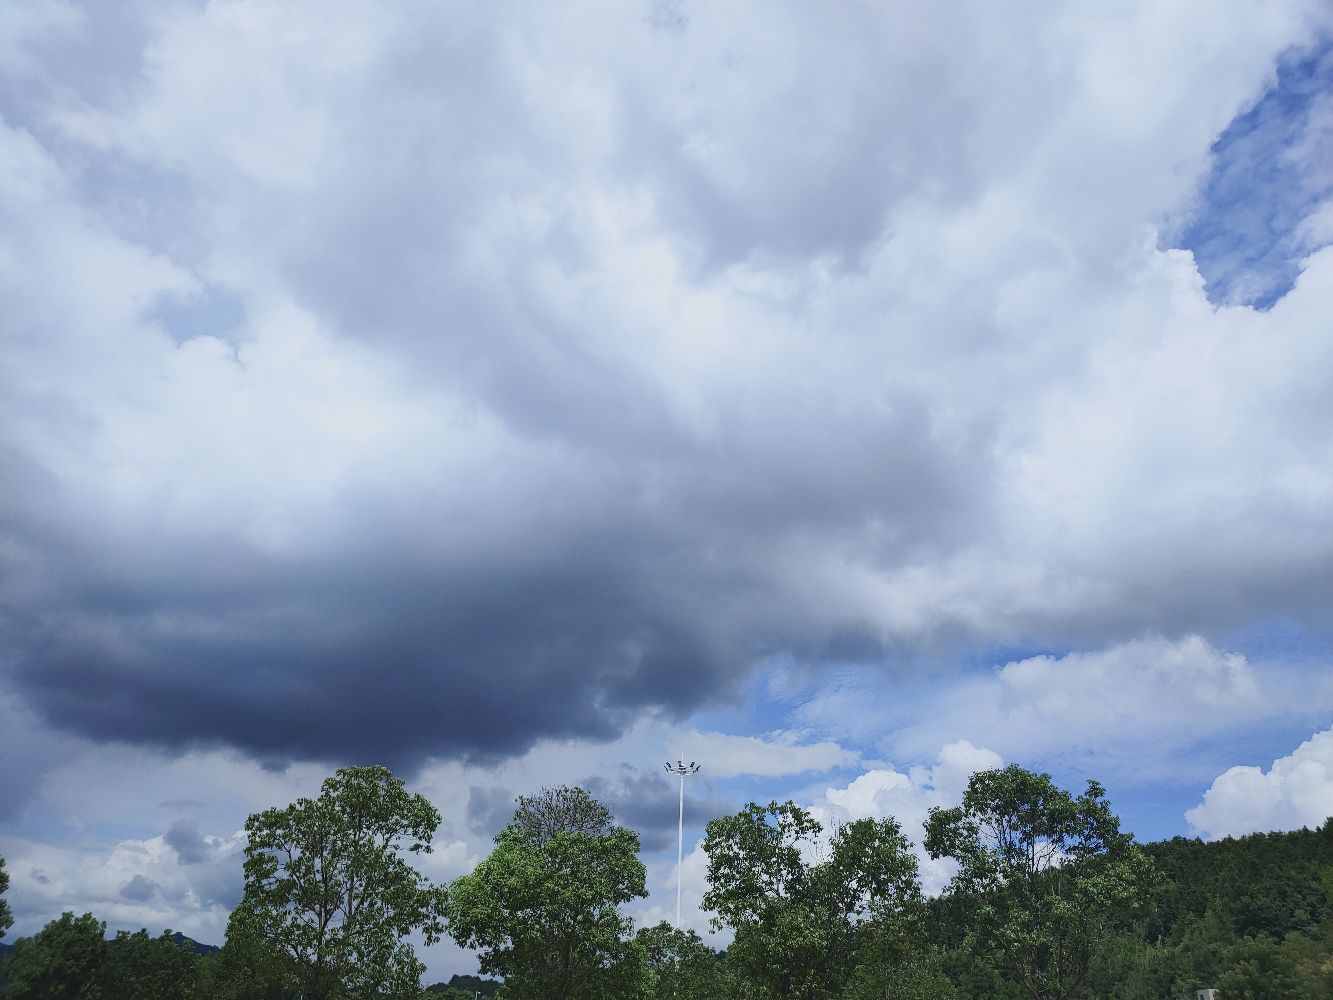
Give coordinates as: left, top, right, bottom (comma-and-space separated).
665, 760, 702, 776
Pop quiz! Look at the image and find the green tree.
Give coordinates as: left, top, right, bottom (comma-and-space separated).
444, 785, 648, 1000
102, 928, 200, 1000
508, 785, 618, 844
702, 801, 922, 1000
195, 913, 293, 1000
230, 764, 448, 1000
0, 854, 11, 940
924, 765, 1152, 1000
1218, 934, 1303, 1000
635, 921, 734, 1000
4, 911, 108, 1000
425, 973, 500, 996
841, 910, 959, 1000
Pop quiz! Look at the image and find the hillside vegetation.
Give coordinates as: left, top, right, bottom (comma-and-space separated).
0, 767, 1329, 999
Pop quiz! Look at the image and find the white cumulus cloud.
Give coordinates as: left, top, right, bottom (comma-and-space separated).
1186, 726, 1333, 839
796, 635, 1328, 781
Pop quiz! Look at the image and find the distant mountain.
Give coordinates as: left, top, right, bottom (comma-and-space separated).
167, 931, 219, 957
425, 973, 501, 996
0, 931, 218, 957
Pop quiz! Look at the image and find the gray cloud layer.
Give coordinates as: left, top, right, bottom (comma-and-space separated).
2, 2, 1332, 772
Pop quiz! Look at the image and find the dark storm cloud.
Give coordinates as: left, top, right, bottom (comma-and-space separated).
466, 786, 517, 838
2, 430, 970, 767
120, 874, 159, 902
164, 820, 211, 866
1, 412, 981, 768
585, 769, 736, 853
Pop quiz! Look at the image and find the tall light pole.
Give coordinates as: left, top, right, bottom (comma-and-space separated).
664, 759, 701, 930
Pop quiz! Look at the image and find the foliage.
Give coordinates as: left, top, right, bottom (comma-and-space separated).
0, 856, 11, 941
102, 928, 201, 1000
424, 973, 501, 996
444, 785, 648, 1000
634, 921, 735, 1000
509, 786, 614, 844
703, 801, 921, 1000
4, 911, 108, 1000
195, 912, 295, 1000
231, 764, 449, 1000
924, 765, 1152, 1000
1080, 820, 1333, 999
2, 917, 206, 1000
1218, 934, 1304, 999
841, 919, 959, 1000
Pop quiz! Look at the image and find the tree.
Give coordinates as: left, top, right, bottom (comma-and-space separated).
194, 917, 292, 1000
510, 785, 615, 844
702, 801, 922, 1000
0, 854, 11, 940
634, 921, 734, 1000
422, 988, 473, 1000
4, 911, 108, 1000
444, 785, 649, 1000
1217, 934, 1302, 1000
924, 765, 1152, 1000
102, 929, 200, 1000
424, 973, 501, 997
230, 764, 448, 1000
841, 906, 959, 1000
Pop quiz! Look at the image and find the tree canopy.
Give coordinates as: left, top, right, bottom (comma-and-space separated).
230, 764, 448, 1000
0, 856, 11, 941
444, 785, 648, 1000
634, 921, 735, 1000
3, 911, 108, 1000
924, 764, 1153, 1000
703, 801, 922, 1000
509, 785, 614, 845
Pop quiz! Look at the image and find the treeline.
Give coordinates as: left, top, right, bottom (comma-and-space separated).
1091, 825, 1333, 998
0, 766, 1330, 999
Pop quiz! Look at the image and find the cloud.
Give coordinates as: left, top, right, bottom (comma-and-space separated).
0, 826, 246, 944
584, 767, 737, 852
795, 635, 1333, 781
812, 741, 1004, 894
119, 874, 158, 902
163, 820, 213, 866
635, 834, 717, 941
1186, 726, 1333, 839
0, 690, 94, 822
670, 730, 860, 779
4, 6, 1332, 978
0, 2, 1331, 782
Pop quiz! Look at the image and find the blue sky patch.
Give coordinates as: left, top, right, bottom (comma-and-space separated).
1174, 40, 1333, 308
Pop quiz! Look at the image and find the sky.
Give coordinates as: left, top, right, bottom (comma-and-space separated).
1, 0, 1333, 981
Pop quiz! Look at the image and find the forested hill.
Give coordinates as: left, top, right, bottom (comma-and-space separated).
928, 820, 1333, 998
1145, 823, 1333, 942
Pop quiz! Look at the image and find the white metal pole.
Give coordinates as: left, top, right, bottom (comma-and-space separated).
665, 760, 699, 931
676, 770, 685, 929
